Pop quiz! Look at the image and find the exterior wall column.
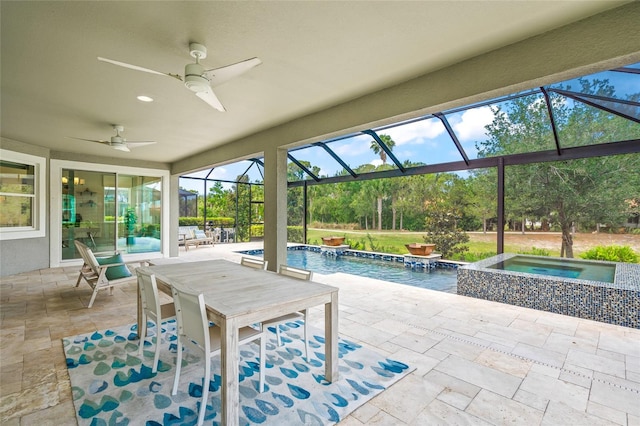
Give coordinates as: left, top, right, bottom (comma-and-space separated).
169, 174, 180, 257
263, 146, 288, 272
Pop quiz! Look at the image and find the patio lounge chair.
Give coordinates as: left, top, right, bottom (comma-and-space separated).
74, 240, 147, 308
185, 228, 215, 251
178, 226, 214, 251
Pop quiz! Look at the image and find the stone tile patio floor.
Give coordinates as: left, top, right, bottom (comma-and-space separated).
1, 242, 639, 425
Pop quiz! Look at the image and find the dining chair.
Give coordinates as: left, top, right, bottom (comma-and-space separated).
262, 265, 313, 361
240, 256, 268, 270
171, 284, 265, 426
136, 269, 176, 373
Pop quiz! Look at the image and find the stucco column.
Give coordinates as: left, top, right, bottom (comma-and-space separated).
169, 174, 180, 257
263, 146, 288, 272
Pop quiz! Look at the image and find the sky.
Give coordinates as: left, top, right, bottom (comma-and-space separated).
181, 63, 638, 194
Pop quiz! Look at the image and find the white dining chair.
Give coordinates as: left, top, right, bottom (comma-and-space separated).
136, 269, 176, 373
171, 284, 265, 426
240, 256, 268, 270
262, 265, 313, 361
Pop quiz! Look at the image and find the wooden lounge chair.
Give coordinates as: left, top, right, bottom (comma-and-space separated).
184, 228, 215, 251
74, 240, 147, 308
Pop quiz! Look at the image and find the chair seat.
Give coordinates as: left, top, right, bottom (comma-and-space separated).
207, 325, 264, 352
262, 311, 304, 327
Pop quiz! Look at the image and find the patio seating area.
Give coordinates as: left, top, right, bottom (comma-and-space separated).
0, 243, 638, 424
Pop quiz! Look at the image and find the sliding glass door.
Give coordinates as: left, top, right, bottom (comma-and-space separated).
114, 174, 162, 254
61, 169, 162, 260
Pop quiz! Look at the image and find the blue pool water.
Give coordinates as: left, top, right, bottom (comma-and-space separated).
488, 255, 616, 283
244, 249, 458, 293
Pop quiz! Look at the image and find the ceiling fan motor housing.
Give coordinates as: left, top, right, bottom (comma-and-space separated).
184, 63, 209, 93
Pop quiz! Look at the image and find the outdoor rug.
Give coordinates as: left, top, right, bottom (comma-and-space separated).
63, 320, 412, 425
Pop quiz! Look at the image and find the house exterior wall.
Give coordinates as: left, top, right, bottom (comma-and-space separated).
0, 138, 50, 276
0, 138, 171, 277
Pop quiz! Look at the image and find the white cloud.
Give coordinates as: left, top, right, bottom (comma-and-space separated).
370, 159, 383, 167
451, 107, 495, 141
383, 119, 445, 145
209, 167, 230, 180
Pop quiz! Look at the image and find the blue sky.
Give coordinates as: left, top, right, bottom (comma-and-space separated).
181, 63, 638, 194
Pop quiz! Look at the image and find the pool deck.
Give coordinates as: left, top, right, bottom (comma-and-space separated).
1, 242, 639, 425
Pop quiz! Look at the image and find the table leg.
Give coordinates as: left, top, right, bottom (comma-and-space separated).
220, 318, 240, 425
325, 291, 339, 382
136, 281, 142, 338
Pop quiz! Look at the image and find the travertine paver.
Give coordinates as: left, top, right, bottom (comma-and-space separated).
2, 242, 640, 425
519, 371, 590, 411
565, 348, 627, 377
434, 355, 522, 398
466, 389, 544, 424
413, 398, 492, 425
541, 401, 620, 426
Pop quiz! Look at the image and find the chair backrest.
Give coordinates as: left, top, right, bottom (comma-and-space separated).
171, 284, 211, 355
137, 269, 162, 318
278, 264, 313, 281
192, 229, 208, 239
241, 257, 268, 270
74, 240, 100, 275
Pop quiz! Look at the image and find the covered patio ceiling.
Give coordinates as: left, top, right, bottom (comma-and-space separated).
183, 63, 639, 187
2, 1, 636, 165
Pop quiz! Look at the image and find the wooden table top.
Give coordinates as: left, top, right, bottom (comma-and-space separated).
141, 259, 338, 322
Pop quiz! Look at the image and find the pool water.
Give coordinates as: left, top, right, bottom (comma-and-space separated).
252, 249, 458, 293
488, 255, 616, 283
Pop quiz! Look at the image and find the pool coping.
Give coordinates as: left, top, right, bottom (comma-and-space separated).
238, 244, 469, 270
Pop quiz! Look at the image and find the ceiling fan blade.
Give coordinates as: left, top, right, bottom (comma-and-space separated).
196, 88, 226, 112
126, 141, 157, 148
203, 57, 262, 87
67, 136, 109, 144
98, 57, 182, 81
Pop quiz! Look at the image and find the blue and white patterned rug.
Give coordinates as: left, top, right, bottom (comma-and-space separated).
63, 320, 412, 425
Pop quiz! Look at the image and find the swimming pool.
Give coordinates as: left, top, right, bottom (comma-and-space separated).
239, 248, 458, 293
458, 253, 640, 328
487, 255, 616, 282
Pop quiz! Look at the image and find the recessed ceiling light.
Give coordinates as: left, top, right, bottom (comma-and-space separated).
137, 95, 154, 102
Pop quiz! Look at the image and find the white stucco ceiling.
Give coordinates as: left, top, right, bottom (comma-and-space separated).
0, 1, 629, 163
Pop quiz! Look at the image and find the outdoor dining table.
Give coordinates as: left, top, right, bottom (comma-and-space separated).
137, 259, 339, 426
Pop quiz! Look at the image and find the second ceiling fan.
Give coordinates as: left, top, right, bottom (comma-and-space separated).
98, 42, 261, 112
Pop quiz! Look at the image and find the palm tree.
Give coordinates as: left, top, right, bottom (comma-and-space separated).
368, 134, 396, 230
369, 134, 396, 164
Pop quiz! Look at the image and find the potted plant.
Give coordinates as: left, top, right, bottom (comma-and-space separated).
124, 208, 137, 246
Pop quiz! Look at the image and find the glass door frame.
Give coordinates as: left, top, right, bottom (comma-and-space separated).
50, 159, 170, 267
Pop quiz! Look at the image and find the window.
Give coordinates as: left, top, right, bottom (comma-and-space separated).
0, 149, 46, 240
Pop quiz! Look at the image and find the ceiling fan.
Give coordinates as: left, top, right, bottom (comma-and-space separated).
68, 125, 156, 152
98, 42, 262, 112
